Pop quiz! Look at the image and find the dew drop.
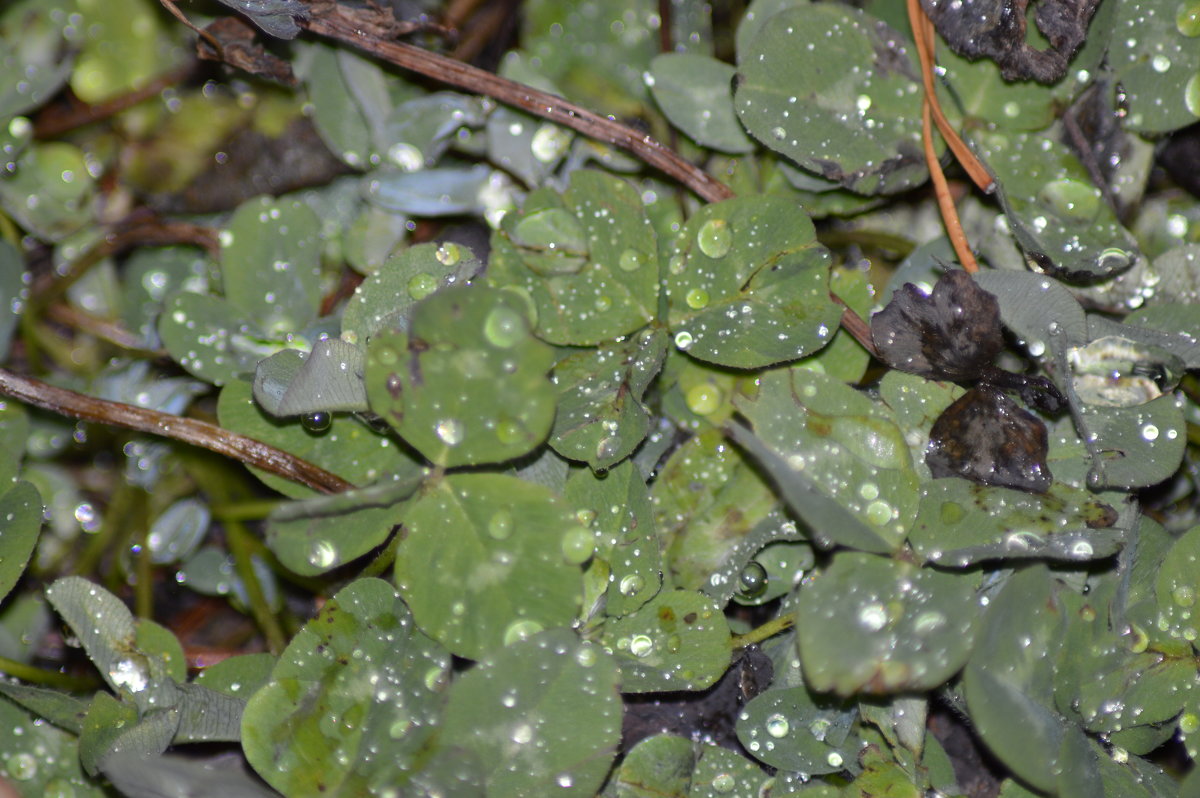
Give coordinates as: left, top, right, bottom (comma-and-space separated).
1173, 585, 1195, 607
408, 272, 438, 300
696, 218, 732, 258
388, 142, 423, 171
865, 499, 893, 525
488, 510, 514, 540
618, 249, 644, 272
1142, 424, 1160, 441
685, 287, 710, 309
575, 645, 598, 667
560, 526, 594, 564
504, 619, 544, 645
673, 330, 694, 350
685, 383, 722, 415
435, 243, 461, 265
737, 561, 768, 599
109, 657, 149, 693
765, 713, 790, 738
1152, 54, 1172, 73
629, 634, 654, 657
858, 602, 887, 631
309, 539, 338, 569
511, 723, 534, 744
711, 772, 735, 793
531, 123, 571, 162
5, 752, 36, 781
435, 419, 464, 446
301, 411, 332, 432
483, 306, 526, 349
1186, 72, 1200, 117
826, 751, 844, 768
1179, 2, 1200, 36
618, 574, 645, 597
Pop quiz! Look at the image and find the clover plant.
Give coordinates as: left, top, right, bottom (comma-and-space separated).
2, 0, 1200, 796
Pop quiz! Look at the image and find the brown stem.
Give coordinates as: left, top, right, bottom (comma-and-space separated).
33, 61, 196, 140
0, 369, 353, 494
297, 2, 734, 204
833, 297, 878, 359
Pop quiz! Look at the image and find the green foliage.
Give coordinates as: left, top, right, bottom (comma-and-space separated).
4, 0, 1200, 795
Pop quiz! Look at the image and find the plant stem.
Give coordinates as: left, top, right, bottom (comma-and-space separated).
731, 614, 795, 648
225, 517, 287, 655
0, 656, 98, 691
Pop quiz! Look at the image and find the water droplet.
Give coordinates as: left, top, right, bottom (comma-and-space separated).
618, 249, 644, 272
765, 713, 790, 738
858, 482, 879, 501
673, 330, 694, 350
858, 602, 887, 631
504, 619, 544, 645
1142, 424, 1160, 441
865, 499, 893, 525
1178, 2, 1200, 37
309, 539, 338, 569
618, 574, 645, 597
629, 634, 654, 657
575, 645, 598, 668
408, 273, 438, 300
737, 561, 768, 599
1181, 713, 1200, 734
914, 611, 946, 634
511, 722, 534, 744
5, 752, 36, 781
1097, 247, 1133, 271
561, 526, 594, 564
109, 657, 149, 693
1071, 540, 1094, 558
435, 243, 461, 266
488, 510, 513, 540
388, 142, 423, 171
685, 383, 722, 415
826, 751, 844, 768
1152, 54, 1172, 73
711, 772, 735, 793
435, 419, 464, 446
301, 411, 332, 432
1186, 72, 1200, 117
484, 306, 526, 348
1173, 585, 1195, 607
696, 219, 732, 258
531, 124, 571, 162
685, 287, 710, 309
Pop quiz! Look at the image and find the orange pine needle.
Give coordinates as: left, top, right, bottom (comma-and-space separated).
906, 0, 994, 194
923, 99, 979, 273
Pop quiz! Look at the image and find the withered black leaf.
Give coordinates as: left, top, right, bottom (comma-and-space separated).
871, 269, 1004, 381
920, 0, 1100, 83
927, 386, 1052, 494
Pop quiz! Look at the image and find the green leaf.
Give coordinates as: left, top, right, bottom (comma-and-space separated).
158, 291, 266, 386
265, 477, 420, 575
565, 461, 662, 618
1082, 393, 1186, 489
192, 652, 275, 698
365, 286, 556, 467
78, 692, 138, 776
795, 552, 979, 695
962, 566, 1068, 794
0, 687, 104, 795
600, 588, 731, 692
550, 326, 668, 469
665, 195, 840, 368
973, 269, 1088, 350
486, 54, 575, 187
100, 750, 280, 798
173, 682, 247, 743
651, 428, 779, 589
218, 377, 421, 498
0, 239, 26, 361
253, 339, 369, 417
733, 368, 918, 551
69, 0, 174, 104
736, 685, 858, 774
936, 44, 1057, 132
614, 734, 693, 797
974, 128, 1139, 281
440, 629, 621, 798
0, 481, 40, 603
1154, 524, 1200, 644
489, 170, 659, 345
1107, 0, 1200, 134
45, 577, 179, 714
221, 195, 323, 337
0, 141, 96, 240
341, 241, 482, 344
908, 479, 1123, 566
242, 578, 450, 797
0, 681, 88, 735
648, 53, 754, 153
690, 743, 773, 798
394, 474, 584, 659
734, 4, 926, 195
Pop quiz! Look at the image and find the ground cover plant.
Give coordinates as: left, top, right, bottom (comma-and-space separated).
1, 0, 1200, 795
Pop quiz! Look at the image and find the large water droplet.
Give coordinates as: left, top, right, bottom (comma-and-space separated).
685, 383, 721, 415
1177, 2, 1200, 36
484, 306, 526, 348
696, 219, 732, 258
1038, 178, 1101, 221
765, 713, 790, 738
619, 574, 645, 597
435, 243, 461, 266
301, 411, 332, 432
309, 539, 338, 569
629, 634, 654, 657
673, 330, 694, 350
1186, 72, 1200, 117
504, 619, 544, 645
408, 273, 438, 300
685, 288, 710, 309
109, 657, 149, 693
858, 602, 887, 631
711, 772, 735, 793
560, 526, 594, 564
737, 561, 768, 599
618, 249, 645, 272
435, 419, 464, 445
5, 752, 36, 781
